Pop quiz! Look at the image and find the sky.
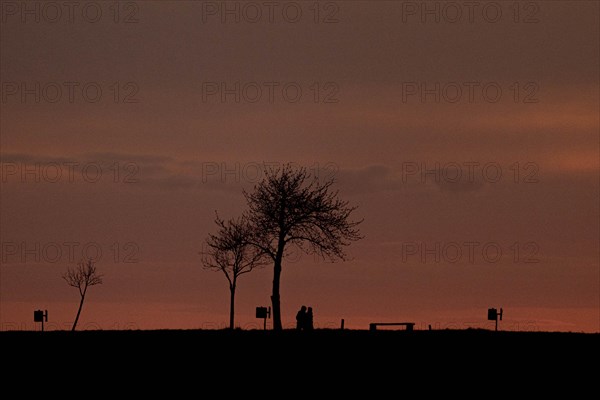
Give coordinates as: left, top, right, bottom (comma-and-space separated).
1, 1, 598, 332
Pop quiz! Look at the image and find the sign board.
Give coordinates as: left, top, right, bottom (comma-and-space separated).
256, 307, 267, 319
34, 310, 44, 322
487, 308, 497, 321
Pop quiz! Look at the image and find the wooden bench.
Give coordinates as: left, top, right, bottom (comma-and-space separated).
369, 322, 415, 331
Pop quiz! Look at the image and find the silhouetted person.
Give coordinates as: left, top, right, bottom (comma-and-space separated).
296, 306, 307, 330
306, 307, 314, 330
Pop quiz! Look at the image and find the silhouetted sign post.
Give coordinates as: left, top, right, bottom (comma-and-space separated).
34, 310, 48, 332
487, 308, 503, 331
256, 306, 271, 330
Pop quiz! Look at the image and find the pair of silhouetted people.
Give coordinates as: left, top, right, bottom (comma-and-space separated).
296, 306, 313, 330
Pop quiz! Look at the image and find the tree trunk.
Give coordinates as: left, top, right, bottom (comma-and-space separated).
71, 293, 85, 331
229, 283, 236, 330
271, 255, 283, 331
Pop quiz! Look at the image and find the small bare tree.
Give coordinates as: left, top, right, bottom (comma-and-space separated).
202, 215, 266, 329
244, 165, 363, 331
63, 259, 103, 331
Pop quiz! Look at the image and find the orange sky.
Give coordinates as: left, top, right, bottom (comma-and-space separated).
1, 1, 598, 332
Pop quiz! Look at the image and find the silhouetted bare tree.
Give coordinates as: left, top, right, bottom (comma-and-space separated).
63, 259, 103, 331
244, 165, 363, 331
202, 215, 267, 329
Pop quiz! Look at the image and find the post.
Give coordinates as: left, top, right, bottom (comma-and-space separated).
34, 309, 48, 332
341, 319, 345, 330
488, 307, 502, 331
264, 307, 271, 330
256, 306, 270, 330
